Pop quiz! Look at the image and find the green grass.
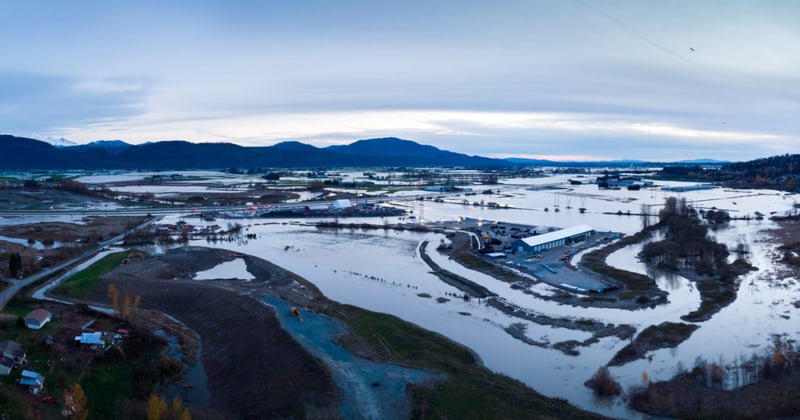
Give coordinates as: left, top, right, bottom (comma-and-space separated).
329, 304, 604, 419
81, 361, 137, 417
52, 251, 132, 300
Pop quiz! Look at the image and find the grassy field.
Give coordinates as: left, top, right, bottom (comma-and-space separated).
329, 304, 605, 419
52, 251, 132, 300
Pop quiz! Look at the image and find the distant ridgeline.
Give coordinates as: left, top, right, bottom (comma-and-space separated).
655, 154, 800, 192
0, 135, 507, 170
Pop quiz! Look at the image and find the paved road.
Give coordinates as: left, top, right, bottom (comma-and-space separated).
0, 217, 157, 309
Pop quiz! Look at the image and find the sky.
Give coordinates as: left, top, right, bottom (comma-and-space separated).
1, 0, 799, 162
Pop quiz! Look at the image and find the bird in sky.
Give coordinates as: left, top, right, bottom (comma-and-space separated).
689, 47, 695, 51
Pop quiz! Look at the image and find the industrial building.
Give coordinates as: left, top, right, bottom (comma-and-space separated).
513, 224, 595, 253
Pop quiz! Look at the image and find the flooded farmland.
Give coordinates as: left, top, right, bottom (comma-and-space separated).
114, 173, 799, 418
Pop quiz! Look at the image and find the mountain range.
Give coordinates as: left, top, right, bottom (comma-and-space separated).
0, 134, 732, 170
0, 135, 507, 170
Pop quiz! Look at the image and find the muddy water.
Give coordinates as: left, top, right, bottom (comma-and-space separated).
156, 179, 800, 418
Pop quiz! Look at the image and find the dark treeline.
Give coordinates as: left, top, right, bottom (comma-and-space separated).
630, 336, 800, 419
656, 153, 800, 192
641, 197, 732, 277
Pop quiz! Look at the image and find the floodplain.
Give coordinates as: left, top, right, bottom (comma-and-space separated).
2, 169, 799, 418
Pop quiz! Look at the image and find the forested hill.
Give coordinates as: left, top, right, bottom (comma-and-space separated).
0, 135, 507, 170
657, 153, 800, 191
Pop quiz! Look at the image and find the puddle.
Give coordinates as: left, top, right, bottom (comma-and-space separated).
193, 258, 254, 281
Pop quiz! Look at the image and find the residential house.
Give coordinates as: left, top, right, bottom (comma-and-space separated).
0, 357, 13, 375
25, 308, 52, 330
0, 340, 26, 372
19, 370, 45, 394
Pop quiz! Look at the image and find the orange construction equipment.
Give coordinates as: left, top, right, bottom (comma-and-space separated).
290, 307, 303, 322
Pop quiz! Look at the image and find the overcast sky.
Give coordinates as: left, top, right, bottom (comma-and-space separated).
1, 1, 798, 161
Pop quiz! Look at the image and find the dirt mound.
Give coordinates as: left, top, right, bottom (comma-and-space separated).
96, 247, 337, 418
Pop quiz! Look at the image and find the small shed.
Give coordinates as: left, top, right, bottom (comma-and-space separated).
19, 370, 45, 394
25, 308, 52, 330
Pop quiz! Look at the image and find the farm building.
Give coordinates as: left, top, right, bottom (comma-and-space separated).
24, 308, 52, 330
513, 225, 595, 253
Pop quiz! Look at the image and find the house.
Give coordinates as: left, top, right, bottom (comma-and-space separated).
0, 357, 13, 375
0, 340, 26, 370
19, 370, 45, 394
513, 225, 595, 254
25, 308, 52, 330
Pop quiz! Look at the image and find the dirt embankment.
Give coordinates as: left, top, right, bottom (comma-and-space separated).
91, 247, 338, 419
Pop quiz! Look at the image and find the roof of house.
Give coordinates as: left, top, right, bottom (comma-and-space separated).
0, 340, 25, 359
519, 224, 595, 248
25, 308, 51, 324
20, 370, 44, 386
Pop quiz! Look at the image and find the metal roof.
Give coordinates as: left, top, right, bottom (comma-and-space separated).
25, 308, 51, 323
519, 224, 594, 248
75, 332, 104, 345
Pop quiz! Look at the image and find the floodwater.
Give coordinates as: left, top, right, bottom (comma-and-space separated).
193, 258, 253, 281
0, 234, 65, 249
147, 176, 800, 418
155, 328, 211, 408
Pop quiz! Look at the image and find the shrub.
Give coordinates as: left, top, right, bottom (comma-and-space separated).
584, 366, 621, 396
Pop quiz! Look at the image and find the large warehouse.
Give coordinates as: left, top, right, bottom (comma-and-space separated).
513, 224, 595, 253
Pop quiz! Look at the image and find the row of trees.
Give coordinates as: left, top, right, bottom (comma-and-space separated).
147, 393, 191, 420
107, 283, 141, 321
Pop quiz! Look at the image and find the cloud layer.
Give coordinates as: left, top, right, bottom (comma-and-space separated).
1, 1, 798, 161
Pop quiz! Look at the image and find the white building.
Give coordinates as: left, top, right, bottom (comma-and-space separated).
513, 225, 595, 253
24, 308, 52, 330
